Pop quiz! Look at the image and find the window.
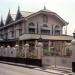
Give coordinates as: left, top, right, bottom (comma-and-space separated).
18, 24, 22, 36
55, 25, 60, 29
11, 31, 14, 37
29, 22, 35, 26
19, 29, 22, 36
29, 28, 35, 34
55, 30, 60, 35
0, 34, 3, 39
55, 25, 60, 35
43, 15, 48, 23
43, 24, 48, 27
29, 22, 35, 34
41, 29, 50, 35
5, 33, 8, 39
10, 27, 15, 37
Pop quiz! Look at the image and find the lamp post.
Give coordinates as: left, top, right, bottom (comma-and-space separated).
71, 30, 75, 72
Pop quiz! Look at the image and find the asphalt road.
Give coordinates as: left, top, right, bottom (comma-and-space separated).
0, 63, 57, 75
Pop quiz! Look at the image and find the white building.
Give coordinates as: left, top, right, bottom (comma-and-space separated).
0, 6, 73, 57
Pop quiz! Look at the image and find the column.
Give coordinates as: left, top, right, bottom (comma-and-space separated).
7, 45, 11, 57
37, 42, 43, 59
35, 40, 38, 56
22, 40, 24, 48
71, 39, 75, 72
24, 43, 29, 58
15, 44, 19, 57
1, 46, 4, 57
48, 41, 52, 55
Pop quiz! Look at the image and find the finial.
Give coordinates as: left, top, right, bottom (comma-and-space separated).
0, 15, 4, 26
8, 9, 10, 14
44, 5, 46, 10
1, 15, 3, 21
18, 5, 20, 11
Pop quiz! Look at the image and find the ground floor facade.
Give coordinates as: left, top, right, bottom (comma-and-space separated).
0, 34, 73, 58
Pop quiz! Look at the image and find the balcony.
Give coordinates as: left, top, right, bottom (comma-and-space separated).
19, 33, 73, 41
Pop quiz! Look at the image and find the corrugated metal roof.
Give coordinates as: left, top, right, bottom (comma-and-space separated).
20, 11, 33, 18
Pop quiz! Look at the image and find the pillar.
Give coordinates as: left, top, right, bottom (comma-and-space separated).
1, 46, 4, 57
37, 42, 43, 59
35, 40, 38, 56
15, 44, 19, 57
24, 43, 29, 58
71, 39, 75, 72
48, 41, 52, 55
7, 45, 11, 57
22, 40, 24, 48
71, 30, 75, 72
4, 47, 8, 57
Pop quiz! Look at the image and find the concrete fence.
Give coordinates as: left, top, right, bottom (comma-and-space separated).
0, 42, 43, 59
0, 41, 75, 70
0, 46, 16, 57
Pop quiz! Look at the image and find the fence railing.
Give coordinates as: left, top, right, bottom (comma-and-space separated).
43, 46, 72, 57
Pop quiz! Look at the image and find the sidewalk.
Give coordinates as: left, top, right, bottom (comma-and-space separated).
0, 61, 74, 75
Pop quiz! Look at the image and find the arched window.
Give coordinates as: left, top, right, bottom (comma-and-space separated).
29, 22, 35, 26
41, 24, 50, 35
55, 25, 60, 35
55, 25, 60, 29
43, 24, 48, 27
29, 22, 35, 34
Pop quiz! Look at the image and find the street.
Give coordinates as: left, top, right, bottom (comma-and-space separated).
0, 63, 57, 75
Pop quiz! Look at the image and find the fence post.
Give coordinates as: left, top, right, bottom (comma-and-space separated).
1, 46, 4, 57
37, 42, 43, 59
35, 40, 38, 57
15, 44, 19, 57
4, 47, 8, 57
7, 45, 11, 57
24, 43, 29, 58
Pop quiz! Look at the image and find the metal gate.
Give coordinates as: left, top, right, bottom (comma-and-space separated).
42, 45, 72, 68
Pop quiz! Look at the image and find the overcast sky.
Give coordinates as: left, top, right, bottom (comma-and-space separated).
0, 0, 75, 35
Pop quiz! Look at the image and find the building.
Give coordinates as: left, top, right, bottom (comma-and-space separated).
0, 6, 73, 57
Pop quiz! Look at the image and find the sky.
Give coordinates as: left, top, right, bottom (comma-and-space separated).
0, 0, 75, 35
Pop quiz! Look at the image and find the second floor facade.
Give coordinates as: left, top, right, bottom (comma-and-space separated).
0, 7, 68, 40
